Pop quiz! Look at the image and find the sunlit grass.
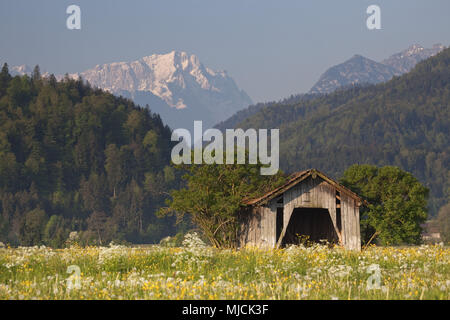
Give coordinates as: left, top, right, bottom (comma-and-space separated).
0, 236, 448, 300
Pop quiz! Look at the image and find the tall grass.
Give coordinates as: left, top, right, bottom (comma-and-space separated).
0, 235, 448, 300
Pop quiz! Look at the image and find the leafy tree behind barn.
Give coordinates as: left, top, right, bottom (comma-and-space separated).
160, 155, 286, 248
340, 165, 429, 245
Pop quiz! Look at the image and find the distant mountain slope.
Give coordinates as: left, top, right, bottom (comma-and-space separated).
309, 44, 445, 94
237, 47, 450, 216
382, 44, 445, 73
10, 51, 253, 129
309, 55, 397, 94
216, 44, 445, 130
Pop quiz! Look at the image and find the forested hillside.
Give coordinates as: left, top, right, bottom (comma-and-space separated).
0, 65, 182, 246
235, 48, 450, 215
214, 92, 321, 131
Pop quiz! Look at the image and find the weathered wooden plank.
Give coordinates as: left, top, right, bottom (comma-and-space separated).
350, 201, 356, 250
345, 195, 350, 248
256, 209, 261, 245
344, 196, 350, 248
261, 208, 264, 245
352, 200, 359, 250
346, 196, 352, 249
351, 204, 356, 250
270, 201, 277, 247
354, 205, 361, 251
313, 177, 319, 207
253, 209, 257, 244
295, 185, 301, 207
348, 198, 354, 249
250, 209, 256, 245
262, 205, 270, 247
337, 194, 361, 251
341, 194, 348, 248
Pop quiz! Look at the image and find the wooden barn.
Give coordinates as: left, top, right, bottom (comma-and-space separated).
239, 169, 364, 251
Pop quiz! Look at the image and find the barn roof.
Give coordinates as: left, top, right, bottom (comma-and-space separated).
244, 168, 364, 207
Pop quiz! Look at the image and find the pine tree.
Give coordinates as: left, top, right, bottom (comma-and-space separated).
32, 65, 41, 82
0, 63, 12, 97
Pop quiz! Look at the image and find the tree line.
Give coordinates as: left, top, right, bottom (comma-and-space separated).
1, 47, 449, 248
0, 64, 187, 247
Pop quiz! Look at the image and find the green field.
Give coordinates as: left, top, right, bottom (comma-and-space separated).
0, 235, 448, 300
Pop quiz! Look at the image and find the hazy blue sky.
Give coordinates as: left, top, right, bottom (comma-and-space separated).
0, 0, 449, 102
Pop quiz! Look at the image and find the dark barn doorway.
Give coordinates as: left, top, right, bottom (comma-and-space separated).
281, 208, 338, 246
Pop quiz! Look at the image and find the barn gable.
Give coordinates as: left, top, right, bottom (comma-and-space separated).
239, 169, 363, 251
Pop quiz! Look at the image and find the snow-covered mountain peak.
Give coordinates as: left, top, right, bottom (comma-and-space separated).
403, 44, 425, 57
310, 43, 446, 94
382, 43, 445, 73
5, 50, 251, 128
11, 64, 33, 74
54, 51, 253, 128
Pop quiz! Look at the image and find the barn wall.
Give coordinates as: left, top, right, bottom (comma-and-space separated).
341, 194, 361, 251
239, 203, 276, 248
240, 175, 361, 251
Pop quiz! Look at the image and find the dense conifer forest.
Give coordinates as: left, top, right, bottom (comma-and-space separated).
0, 65, 183, 246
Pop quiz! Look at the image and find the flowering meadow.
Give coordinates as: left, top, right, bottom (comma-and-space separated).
0, 234, 448, 300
